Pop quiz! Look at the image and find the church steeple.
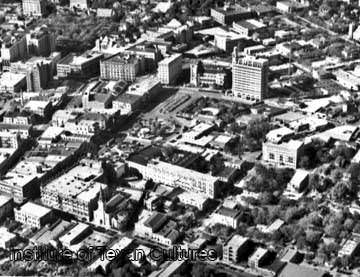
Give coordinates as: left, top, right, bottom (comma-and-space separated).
99, 185, 105, 203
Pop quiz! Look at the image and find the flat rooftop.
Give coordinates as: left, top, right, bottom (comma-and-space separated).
216, 206, 241, 218
59, 52, 103, 66
212, 5, 250, 16
0, 72, 26, 86
103, 53, 139, 64
114, 93, 141, 105
126, 75, 160, 96
249, 247, 268, 261
0, 194, 11, 207
17, 202, 51, 218
197, 27, 245, 39
42, 161, 102, 200
226, 234, 249, 247
158, 54, 182, 65
0, 227, 15, 242
234, 19, 266, 29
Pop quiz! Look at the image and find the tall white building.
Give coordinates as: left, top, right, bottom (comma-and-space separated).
157, 54, 182, 85
1, 36, 28, 63
232, 48, 269, 102
22, 0, 46, 16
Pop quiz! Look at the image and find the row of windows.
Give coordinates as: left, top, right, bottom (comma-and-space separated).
269, 153, 294, 163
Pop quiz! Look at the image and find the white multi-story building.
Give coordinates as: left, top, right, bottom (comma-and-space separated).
63, 113, 107, 137
14, 202, 52, 228
232, 49, 269, 102
128, 158, 218, 198
223, 235, 250, 264
157, 54, 182, 85
1, 36, 27, 63
178, 192, 209, 210
22, 0, 46, 16
0, 131, 20, 149
334, 69, 360, 91
0, 72, 26, 93
248, 248, 270, 269
100, 54, 145, 81
262, 139, 304, 169
0, 227, 16, 249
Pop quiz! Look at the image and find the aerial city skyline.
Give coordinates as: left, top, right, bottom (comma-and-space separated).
0, 0, 357, 276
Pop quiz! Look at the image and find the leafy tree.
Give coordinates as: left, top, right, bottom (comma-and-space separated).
242, 119, 271, 151
191, 263, 217, 277
331, 181, 354, 202
284, 206, 307, 223
331, 168, 343, 183
306, 230, 323, 249
347, 163, 360, 181
344, 218, 354, 231
299, 212, 322, 228
324, 222, 342, 239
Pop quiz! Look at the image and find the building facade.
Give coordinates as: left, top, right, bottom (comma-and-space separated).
210, 6, 253, 25
40, 160, 104, 221
1, 36, 27, 63
100, 54, 145, 81
14, 202, 52, 228
157, 54, 182, 85
69, 0, 89, 9
232, 50, 269, 102
22, 0, 46, 16
128, 159, 218, 199
223, 235, 250, 264
262, 140, 304, 169
26, 61, 52, 92
57, 52, 103, 78
190, 60, 230, 87
26, 29, 55, 57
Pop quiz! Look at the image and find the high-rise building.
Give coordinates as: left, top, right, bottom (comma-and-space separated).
1, 35, 27, 64
22, 0, 46, 16
349, 23, 354, 39
26, 62, 52, 92
26, 28, 55, 57
157, 53, 182, 85
10, 57, 54, 92
232, 47, 268, 102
